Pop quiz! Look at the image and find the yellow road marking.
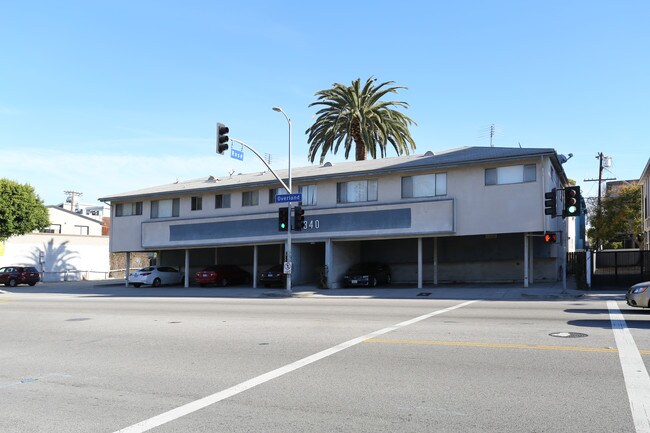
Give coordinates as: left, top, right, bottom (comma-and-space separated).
365, 338, 650, 354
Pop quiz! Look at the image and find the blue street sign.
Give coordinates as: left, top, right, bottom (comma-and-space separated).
275, 193, 302, 203
231, 148, 244, 161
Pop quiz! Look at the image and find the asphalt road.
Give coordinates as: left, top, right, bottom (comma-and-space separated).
1, 284, 648, 433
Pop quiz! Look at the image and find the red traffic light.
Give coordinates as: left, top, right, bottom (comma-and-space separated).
544, 233, 557, 243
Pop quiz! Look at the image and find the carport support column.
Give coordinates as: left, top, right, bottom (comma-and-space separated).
325, 239, 333, 289
253, 245, 258, 289
524, 233, 529, 288
184, 249, 190, 288
417, 237, 423, 289
125, 252, 131, 287
433, 238, 438, 286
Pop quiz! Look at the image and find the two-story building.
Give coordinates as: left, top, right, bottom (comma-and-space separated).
640, 158, 650, 250
99, 146, 572, 289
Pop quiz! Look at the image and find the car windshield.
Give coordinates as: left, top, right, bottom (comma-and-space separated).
347, 264, 377, 274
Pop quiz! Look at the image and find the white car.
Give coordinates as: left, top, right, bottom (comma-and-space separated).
129, 266, 182, 288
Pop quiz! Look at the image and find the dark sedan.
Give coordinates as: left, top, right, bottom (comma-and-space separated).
0, 266, 40, 287
194, 265, 251, 287
259, 264, 285, 287
342, 263, 391, 288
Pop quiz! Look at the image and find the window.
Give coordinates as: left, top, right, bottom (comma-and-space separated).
485, 164, 536, 185
75, 225, 90, 235
41, 224, 61, 234
215, 193, 231, 209
299, 184, 317, 206
402, 173, 447, 198
242, 190, 259, 207
151, 198, 180, 218
191, 196, 203, 211
337, 180, 378, 203
115, 202, 143, 217
268, 187, 288, 204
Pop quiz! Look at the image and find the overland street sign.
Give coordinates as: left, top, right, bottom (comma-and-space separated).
275, 193, 302, 203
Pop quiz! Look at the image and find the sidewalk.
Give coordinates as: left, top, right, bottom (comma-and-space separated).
1, 278, 626, 301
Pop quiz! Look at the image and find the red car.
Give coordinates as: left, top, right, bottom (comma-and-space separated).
0, 266, 40, 287
194, 265, 251, 287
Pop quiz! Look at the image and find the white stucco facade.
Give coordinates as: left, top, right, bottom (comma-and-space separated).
0, 207, 110, 281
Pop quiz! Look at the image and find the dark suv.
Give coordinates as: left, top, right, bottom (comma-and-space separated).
0, 266, 40, 287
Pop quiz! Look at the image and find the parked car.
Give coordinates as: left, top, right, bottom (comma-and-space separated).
194, 265, 251, 287
0, 266, 40, 287
259, 264, 285, 287
129, 266, 182, 288
626, 281, 650, 308
342, 263, 391, 288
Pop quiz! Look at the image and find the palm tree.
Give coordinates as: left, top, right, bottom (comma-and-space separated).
306, 77, 417, 163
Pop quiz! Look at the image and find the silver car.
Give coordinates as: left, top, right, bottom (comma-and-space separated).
626, 281, 650, 308
129, 266, 182, 288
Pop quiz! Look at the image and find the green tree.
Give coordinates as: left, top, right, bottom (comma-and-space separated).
306, 77, 417, 163
0, 179, 50, 241
587, 184, 643, 249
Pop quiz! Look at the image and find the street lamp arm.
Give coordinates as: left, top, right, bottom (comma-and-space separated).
230, 138, 291, 193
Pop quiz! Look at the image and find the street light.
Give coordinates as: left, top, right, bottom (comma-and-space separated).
273, 106, 293, 294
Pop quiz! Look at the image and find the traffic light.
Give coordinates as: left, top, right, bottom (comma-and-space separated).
544, 232, 557, 243
294, 206, 305, 231
217, 122, 229, 155
278, 207, 289, 231
563, 186, 581, 217
544, 188, 557, 217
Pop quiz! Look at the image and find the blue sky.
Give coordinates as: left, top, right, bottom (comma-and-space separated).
1, 1, 648, 206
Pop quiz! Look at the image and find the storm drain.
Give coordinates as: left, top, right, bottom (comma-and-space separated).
549, 332, 588, 338
417, 292, 432, 297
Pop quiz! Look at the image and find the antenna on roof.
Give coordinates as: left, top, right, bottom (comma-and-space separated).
477, 124, 499, 147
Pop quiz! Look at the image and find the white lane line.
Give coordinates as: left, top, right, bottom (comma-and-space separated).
113, 299, 479, 433
607, 301, 650, 433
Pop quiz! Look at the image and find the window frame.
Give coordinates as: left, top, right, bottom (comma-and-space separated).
402, 173, 447, 198
485, 164, 537, 186
242, 190, 259, 207
191, 196, 203, 211
215, 193, 231, 209
150, 198, 180, 219
336, 179, 378, 204
115, 201, 143, 217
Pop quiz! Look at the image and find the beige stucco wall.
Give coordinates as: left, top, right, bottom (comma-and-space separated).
108, 156, 562, 252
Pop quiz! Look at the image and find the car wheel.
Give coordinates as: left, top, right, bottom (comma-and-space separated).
152, 278, 162, 287
372, 277, 378, 287
28, 282, 36, 286
220, 278, 228, 287
132, 283, 142, 288
199, 283, 207, 287
386, 275, 392, 285
8, 278, 17, 288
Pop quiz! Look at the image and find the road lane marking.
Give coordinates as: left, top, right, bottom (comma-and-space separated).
608, 300, 650, 433
112, 299, 479, 433
365, 338, 631, 353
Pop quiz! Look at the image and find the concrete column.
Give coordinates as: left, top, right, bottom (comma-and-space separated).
433, 237, 438, 286
417, 237, 423, 289
184, 249, 190, 288
325, 239, 333, 289
524, 233, 529, 288
125, 252, 131, 287
529, 237, 534, 284
253, 245, 258, 289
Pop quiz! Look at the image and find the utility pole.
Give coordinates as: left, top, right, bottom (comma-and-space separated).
584, 152, 616, 208
64, 191, 83, 212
